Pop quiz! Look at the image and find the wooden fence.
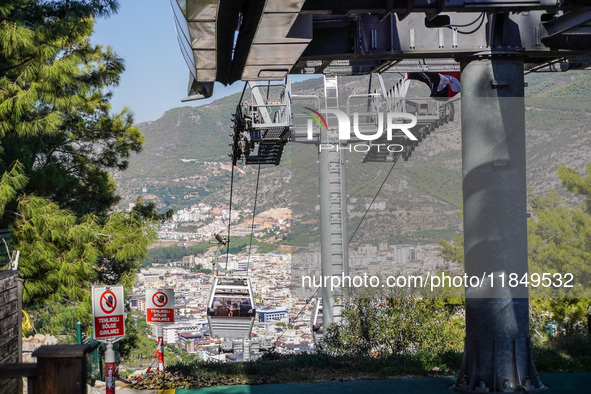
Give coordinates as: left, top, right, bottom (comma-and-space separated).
0, 270, 22, 394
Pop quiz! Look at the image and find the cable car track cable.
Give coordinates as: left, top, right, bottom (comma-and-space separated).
274, 287, 320, 348
348, 158, 398, 245
454, 13, 485, 35
225, 82, 249, 269
246, 164, 261, 271
443, 13, 485, 29
224, 163, 235, 270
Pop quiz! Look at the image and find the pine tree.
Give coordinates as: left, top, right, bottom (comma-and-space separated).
528, 165, 591, 334
0, 1, 161, 337
14, 195, 157, 335
439, 165, 591, 334
0, 161, 27, 214
0, 1, 119, 136
1, 0, 142, 216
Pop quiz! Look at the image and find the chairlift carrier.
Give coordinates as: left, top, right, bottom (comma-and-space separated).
231, 80, 293, 166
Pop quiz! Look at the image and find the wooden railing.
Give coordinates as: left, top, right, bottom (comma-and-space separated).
0, 345, 90, 394
0, 270, 23, 394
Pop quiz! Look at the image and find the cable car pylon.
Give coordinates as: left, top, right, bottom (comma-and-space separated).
227, 73, 457, 348
291, 73, 456, 344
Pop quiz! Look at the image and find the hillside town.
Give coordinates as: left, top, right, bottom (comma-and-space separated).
156, 203, 291, 242
132, 201, 461, 362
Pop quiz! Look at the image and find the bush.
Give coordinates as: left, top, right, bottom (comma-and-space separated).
131, 350, 462, 389
534, 334, 591, 372
322, 288, 465, 358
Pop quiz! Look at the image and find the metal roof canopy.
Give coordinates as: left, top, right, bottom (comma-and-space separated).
171, 0, 591, 100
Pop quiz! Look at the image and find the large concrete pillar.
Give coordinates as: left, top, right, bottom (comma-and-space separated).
454, 55, 543, 392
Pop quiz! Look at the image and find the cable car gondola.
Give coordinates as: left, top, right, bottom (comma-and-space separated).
206, 237, 256, 339
207, 274, 256, 339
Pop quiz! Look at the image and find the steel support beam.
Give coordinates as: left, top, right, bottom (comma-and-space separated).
541, 9, 591, 38
454, 55, 543, 393
299, 0, 567, 14
319, 75, 349, 327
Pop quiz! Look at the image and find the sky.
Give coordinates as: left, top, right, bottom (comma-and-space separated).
93, 0, 315, 124
92, 0, 246, 124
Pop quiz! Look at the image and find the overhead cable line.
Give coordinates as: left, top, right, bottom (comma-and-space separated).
224, 163, 235, 270
348, 157, 399, 245
452, 13, 486, 35
224, 82, 249, 269
524, 57, 569, 75
246, 164, 261, 271
444, 13, 485, 29
274, 287, 320, 347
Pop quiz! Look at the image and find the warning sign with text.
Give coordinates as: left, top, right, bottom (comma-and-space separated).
94, 315, 125, 338
146, 288, 175, 326
92, 286, 125, 342
147, 309, 175, 323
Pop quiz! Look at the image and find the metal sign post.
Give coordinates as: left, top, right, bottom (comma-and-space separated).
92, 285, 125, 394
105, 343, 115, 394
157, 327, 164, 372
146, 288, 175, 372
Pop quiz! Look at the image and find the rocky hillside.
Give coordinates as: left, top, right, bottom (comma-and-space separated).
113, 71, 591, 246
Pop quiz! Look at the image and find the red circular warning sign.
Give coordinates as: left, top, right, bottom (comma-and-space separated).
152, 292, 168, 308
100, 290, 117, 314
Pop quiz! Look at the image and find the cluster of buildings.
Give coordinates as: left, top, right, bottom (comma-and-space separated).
130, 247, 308, 361
292, 242, 459, 298
130, 238, 459, 362
157, 203, 291, 242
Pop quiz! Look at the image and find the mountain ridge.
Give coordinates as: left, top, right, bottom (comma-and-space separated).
113, 72, 591, 245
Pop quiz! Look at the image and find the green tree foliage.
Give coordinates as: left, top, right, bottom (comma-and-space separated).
14, 194, 157, 334
16, 196, 98, 306
558, 164, 591, 214
117, 312, 194, 371
527, 165, 591, 334
438, 165, 591, 334
0, 161, 27, 213
0, 0, 119, 137
131, 196, 173, 224
147, 244, 214, 266
323, 288, 464, 360
223, 236, 279, 255
0, 1, 161, 338
189, 264, 211, 275
406, 165, 462, 207
146, 236, 278, 266
1, 0, 143, 217
438, 208, 464, 267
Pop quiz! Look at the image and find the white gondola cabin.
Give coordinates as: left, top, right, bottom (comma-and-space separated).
207, 274, 256, 339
